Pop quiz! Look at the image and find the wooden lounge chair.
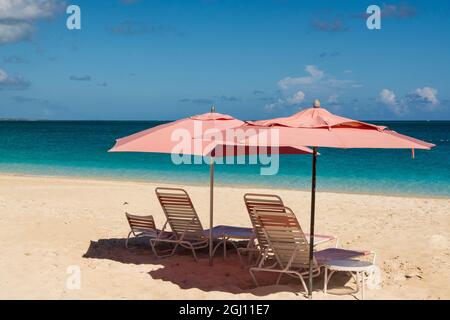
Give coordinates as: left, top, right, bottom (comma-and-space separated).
237, 194, 285, 264
151, 187, 210, 261
125, 213, 169, 248
249, 207, 370, 296
239, 194, 337, 266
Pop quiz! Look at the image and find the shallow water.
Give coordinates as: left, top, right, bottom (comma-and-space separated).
0, 120, 448, 196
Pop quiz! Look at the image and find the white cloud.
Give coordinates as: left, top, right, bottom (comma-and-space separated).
380, 87, 440, 115
379, 88, 408, 115
286, 90, 305, 105
380, 89, 397, 106
264, 99, 284, 112
0, 22, 33, 43
265, 91, 306, 112
0, 68, 7, 81
328, 78, 361, 89
305, 65, 324, 80
0, 68, 30, 89
381, 4, 417, 19
277, 65, 360, 93
415, 87, 438, 106
0, 0, 61, 20
266, 65, 360, 113
0, 0, 64, 44
278, 65, 324, 89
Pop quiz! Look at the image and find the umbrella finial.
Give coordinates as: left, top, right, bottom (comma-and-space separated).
313, 99, 321, 108
211, 105, 216, 113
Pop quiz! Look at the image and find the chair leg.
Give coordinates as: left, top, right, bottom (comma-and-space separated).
254, 254, 262, 267
150, 239, 179, 259
191, 249, 198, 262
276, 273, 283, 285
149, 239, 158, 256
249, 268, 259, 286
171, 243, 180, 257
236, 248, 246, 268
355, 271, 361, 298
185, 242, 198, 262
361, 272, 365, 300
150, 239, 168, 258
223, 238, 227, 259
125, 231, 133, 248
296, 274, 309, 297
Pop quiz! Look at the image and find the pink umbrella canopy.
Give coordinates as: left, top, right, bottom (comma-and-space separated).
227, 105, 435, 150
110, 112, 244, 155
110, 111, 313, 155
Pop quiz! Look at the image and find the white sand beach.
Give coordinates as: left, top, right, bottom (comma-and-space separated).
0, 174, 448, 300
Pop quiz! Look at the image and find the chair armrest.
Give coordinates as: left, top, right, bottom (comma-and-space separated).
306, 233, 339, 248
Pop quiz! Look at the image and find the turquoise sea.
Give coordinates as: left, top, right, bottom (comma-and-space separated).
0, 121, 448, 197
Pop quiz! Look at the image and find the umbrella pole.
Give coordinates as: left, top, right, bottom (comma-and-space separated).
308, 147, 318, 299
209, 157, 215, 266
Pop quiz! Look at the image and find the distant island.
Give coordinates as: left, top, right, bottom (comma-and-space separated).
0, 118, 38, 121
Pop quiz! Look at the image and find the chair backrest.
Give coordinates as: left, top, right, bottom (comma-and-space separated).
155, 187, 205, 240
255, 207, 317, 270
243, 194, 286, 250
126, 213, 156, 233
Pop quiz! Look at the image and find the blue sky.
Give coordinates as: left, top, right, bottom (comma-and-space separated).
0, 0, 449, 120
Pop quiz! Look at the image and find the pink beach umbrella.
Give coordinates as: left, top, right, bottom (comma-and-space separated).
221, 99, 435, 297
109, 107, 313, 265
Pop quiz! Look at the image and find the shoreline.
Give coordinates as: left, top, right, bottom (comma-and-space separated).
0, 171, 448, 200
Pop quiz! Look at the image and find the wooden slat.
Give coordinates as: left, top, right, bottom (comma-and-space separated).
243, 193, 287, 252
128, 222, 155, 228
165, 213, 197, 218
255, 207, 317, 269
155, 187, 205, 240
126, 213, 156, 231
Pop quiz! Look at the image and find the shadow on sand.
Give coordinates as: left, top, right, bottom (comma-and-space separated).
83, 237, 354, 297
